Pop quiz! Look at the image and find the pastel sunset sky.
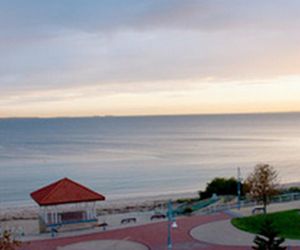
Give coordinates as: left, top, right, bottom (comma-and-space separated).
1, 0, 300, 117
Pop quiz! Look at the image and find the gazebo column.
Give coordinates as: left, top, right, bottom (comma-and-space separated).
84, 203, 88, 220
93, 202, 97, 219
88, 203, 95, 220
87, 208, 91, 220
54, 211, 58, 224
84, 208, 88, 220
44, 208, 48, 224
91, 211, 94, 219
92, 208, 96, 219
51, 210, 57, 224
40, 207, 47, 224
55, 206, 59, 224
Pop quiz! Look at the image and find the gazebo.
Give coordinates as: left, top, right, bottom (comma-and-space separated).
30, 177, 105, 233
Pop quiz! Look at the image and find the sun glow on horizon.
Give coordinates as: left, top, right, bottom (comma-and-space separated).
1, 76, 300, 118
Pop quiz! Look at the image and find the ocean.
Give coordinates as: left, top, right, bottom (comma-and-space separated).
0, 113, 300, 205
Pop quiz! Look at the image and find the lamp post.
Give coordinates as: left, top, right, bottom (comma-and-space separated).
167, 200, 177, 249
237, 167, 242, 210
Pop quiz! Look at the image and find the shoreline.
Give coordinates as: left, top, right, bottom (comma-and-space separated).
1, 180, 299, 209
0, 191, 199, 221
1, 181, 299, 218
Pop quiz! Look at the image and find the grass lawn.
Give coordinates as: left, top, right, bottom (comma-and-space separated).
231, 209, 300, 240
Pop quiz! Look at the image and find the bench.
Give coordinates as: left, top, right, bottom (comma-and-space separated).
97, 222, 108, 231
150, 214, 166, 220
121, 217, 137, 224
98, 222, 108, 227
252, 207, 266, 215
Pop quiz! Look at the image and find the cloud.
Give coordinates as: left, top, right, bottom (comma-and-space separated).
1, 1, 300, 40
1, 0, 300, 116
1, 28, 299, 90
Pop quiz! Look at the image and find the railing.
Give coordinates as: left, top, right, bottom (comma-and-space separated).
200, 192, 300, 215
175, 197, 219, 215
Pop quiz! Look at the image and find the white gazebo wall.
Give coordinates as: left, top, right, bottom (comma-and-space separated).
39, 201, 97, 225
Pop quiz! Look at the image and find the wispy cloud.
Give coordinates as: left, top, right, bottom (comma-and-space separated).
0, 0, 300, 116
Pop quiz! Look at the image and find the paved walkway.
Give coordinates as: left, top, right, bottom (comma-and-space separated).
17, 212, 300, 250
191, 219, 300, 247
19, 213, 247, 250
57, 239, 149, 250
191, 200, 300, 248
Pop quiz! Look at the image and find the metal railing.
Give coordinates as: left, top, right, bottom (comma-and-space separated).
200, 192, 300, 215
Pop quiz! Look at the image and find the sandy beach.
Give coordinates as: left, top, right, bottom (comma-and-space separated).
0, 191, 198, 236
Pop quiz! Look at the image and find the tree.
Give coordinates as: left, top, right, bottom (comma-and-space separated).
0, 230, 21, 250
245, 164, 279, 213
252, 218, 286, 250
199, 177, 241, 200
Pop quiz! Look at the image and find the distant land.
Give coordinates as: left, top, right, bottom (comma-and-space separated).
1, 110, 300, 120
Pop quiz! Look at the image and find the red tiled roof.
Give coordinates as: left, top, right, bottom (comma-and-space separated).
30, 178, 105, 206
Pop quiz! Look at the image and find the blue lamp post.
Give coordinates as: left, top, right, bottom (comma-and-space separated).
167, 200, 177, 249
237, 167, 242, 210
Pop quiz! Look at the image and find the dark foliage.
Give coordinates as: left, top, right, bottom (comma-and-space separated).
252, 218, 286, 250
199, 177, 241, 200
182, 207, 193, 214
0, 230, 21, 250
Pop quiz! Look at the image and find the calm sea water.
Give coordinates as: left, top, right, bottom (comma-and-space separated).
0, 113, 300, 204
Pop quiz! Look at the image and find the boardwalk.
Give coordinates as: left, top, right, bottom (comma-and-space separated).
19, 213, 300, 250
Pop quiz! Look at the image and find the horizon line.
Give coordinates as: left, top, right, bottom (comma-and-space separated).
1, 110, 300, 120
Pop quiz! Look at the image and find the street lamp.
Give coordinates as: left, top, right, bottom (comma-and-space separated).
167, 200, 177, 249
237, 167, 242, 210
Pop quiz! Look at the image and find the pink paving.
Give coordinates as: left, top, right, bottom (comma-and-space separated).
19, 213, 300, 250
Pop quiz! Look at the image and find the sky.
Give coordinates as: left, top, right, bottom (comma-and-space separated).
1, 0, 300, 117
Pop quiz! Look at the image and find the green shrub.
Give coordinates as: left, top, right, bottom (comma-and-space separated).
199, 177, 241, 200
182, 207, 193, 214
